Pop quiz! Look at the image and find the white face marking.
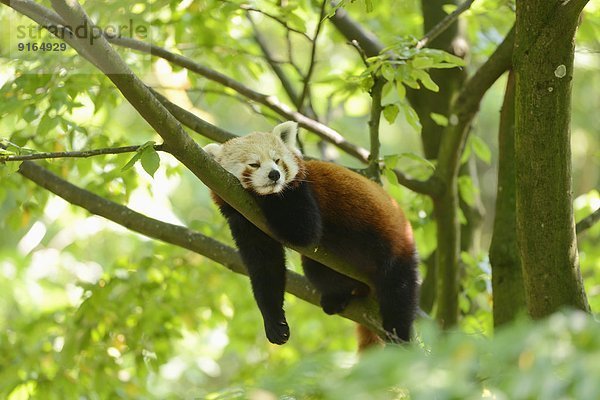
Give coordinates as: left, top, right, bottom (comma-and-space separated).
212, 131, 301, 195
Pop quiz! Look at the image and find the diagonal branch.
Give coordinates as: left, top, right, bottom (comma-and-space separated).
248, 15, 301, 108
576, 208, 600, 235
17, 160, 383, 332
415, 0, 476, 49
436, 26, 514, 181
110, 36, 371, 162
148, 88, 238, 143
330, 7, 384, 58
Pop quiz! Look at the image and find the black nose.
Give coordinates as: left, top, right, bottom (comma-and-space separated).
268, 170, 280, 182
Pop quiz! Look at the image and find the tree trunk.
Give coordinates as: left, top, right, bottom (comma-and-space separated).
490, 70, 526, 326
413, 0, 468, 324
514, 0, 590, 317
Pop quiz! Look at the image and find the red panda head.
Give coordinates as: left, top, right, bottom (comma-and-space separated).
203, 121, 303, 195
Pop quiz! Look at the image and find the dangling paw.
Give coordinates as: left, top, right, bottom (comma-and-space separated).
264, 318, 290, 345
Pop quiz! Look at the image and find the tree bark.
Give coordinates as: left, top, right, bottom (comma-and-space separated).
418, 0, 466, 320
514, 0, 590, 317
490, 70, 526, 326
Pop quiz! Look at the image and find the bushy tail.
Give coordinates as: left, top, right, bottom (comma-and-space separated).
356, 324, 384, 352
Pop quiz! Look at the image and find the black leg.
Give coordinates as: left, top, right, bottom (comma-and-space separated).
374, 254, 419, 343
301, 256, 369, 315
260, 182, 322, 247
220, 204, 290, 344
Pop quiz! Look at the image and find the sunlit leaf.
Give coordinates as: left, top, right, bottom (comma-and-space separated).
383, 104, 399, 124
141, 147, 160, 178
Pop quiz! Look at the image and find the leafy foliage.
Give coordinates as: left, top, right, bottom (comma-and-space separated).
254, 311, 600, 400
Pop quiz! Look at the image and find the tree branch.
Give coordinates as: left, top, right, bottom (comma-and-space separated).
330, 7, 384, 58
234, 2, 312, 40
366, 77, 384, 182
297, 0, 328, 112
415, 0, 476, 49
436, 26, 514, 181
576, 208, 600, 235
111, 35, 370, 161
248, 15, 302, 107
16, 160, 383, 333
148, 88, 238, 143
2, 143, 164, 162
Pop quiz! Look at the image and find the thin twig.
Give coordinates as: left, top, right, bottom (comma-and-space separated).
349, 39, 370, 68
248, 14, 301, 107
285, 29, 304, 77
2, 143, 165, 162
576, 208, 600, 235
233, 1, 312, 40
297, 0, 328, 111
415, 0, 476, 49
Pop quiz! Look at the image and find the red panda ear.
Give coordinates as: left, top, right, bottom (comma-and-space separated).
272, 121, 298, 148
203, 143, 222, 159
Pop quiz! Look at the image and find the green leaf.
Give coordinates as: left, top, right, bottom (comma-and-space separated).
23, 106, 38, 123
395, 81, 406, 100
36, 114, 59, 136
412, 56, 433, 69
141, 147, 160, 178
458, 175, 478, 207
364, 0, 374, 13
383, 167, 399, 186
459, 144, 472, 166
441, 52, 466, 67
383, 104, 400, 124
381, 63, 396, 82
430, 112, 448, 127
138, 140, 156, 151
383, 154, 400, 169
471, 136, 492, 165
121, 152, 142, 172
382, 80, 393, 97
402, 103, 422, 132
286, 12, 307, 33
412, 69, 439, 92
398, 152, 435, 170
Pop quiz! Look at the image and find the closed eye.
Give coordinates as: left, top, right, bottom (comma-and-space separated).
274, 159, 281, 164
249, 162, 260, 168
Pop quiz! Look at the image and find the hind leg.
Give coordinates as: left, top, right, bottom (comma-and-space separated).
374, 254, 419, 342
301, 256, 369, 315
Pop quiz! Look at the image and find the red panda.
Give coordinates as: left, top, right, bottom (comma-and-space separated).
204, 121, 418, 350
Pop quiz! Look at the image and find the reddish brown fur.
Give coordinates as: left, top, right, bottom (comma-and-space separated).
356, 324, 384, 352
305, 160, 414, 259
